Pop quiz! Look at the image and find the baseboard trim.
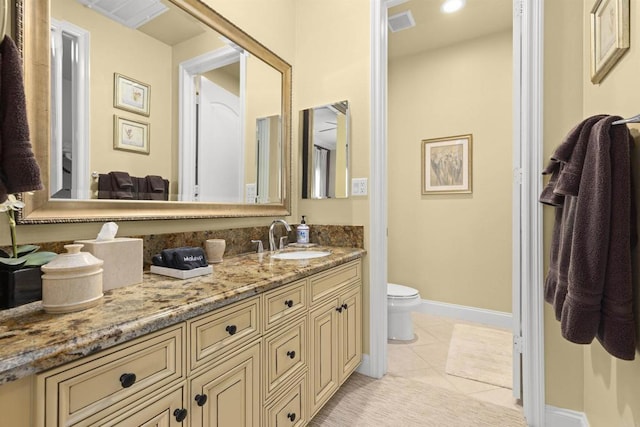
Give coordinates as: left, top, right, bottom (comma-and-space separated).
545, 405, 589, 427
415, 299, 513, 330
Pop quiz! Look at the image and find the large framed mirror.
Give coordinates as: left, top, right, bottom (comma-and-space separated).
16, 0, 291, 223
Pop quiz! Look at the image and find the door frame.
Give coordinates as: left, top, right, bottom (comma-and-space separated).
178, 46, 246, 201
49, 19, 90, 200
368, 0, 545, 425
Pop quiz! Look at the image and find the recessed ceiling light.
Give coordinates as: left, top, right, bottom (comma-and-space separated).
441, 0, 467, 14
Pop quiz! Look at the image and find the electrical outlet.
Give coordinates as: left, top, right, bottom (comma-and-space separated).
351, 178, 368, 196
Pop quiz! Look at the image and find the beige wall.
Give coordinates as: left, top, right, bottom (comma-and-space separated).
579, 0, 640, 424
52, 0, 173, 188
541, 0, 586, 413
294, 0, 371, 353
388, 31, 512, 312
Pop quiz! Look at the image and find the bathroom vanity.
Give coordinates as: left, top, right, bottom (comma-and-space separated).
0, 247, 364, 426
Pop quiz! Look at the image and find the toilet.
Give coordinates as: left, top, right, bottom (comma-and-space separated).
387, 283, 421, 341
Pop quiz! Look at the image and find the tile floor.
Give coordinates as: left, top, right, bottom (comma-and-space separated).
387, 312, 523, 413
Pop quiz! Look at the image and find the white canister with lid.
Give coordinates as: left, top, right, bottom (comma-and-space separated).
41, 244, 104, 314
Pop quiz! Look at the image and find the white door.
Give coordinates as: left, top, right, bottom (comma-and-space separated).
197, 76, 243, 203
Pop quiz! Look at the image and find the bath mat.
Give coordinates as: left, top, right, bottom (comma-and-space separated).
445, 323, 513, 389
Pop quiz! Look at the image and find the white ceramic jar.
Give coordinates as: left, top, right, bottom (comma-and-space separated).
41, 244, 104, 314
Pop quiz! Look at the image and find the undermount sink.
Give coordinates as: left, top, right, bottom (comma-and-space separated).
270, 251, 331, 260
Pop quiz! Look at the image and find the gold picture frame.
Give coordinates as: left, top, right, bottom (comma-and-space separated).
590, 0, 630, 84
421, 134, 472, 195
114, 115, 150, 154
114, 73, 150, 116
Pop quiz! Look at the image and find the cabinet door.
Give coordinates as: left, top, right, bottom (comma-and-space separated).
308, 298, 339, 417
98, 385, 186, 427
190, 342, 261, 427
338, 285, 362, 384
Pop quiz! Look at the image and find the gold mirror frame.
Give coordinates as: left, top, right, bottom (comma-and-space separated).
16, 0, 291, 224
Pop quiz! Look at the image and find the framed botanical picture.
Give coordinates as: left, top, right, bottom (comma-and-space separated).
114, 73, 150, 116
590, 0, 630, 84
114, 115, 150, 154
421, 134, 472, 195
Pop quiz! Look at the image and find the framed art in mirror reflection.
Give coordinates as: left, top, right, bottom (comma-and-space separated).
114, 73, 150, 116
114, 115, 150, 154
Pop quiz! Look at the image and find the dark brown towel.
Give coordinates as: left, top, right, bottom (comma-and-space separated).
144, 175, 167, 200
0, 36, 42, 202
146, 175, 164, 192
109, 171, 133, 199
541, 115, 637, 360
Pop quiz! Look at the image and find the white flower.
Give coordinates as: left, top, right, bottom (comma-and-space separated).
0, 195, 25, 212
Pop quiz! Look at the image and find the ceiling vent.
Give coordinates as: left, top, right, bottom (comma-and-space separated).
77, 0, 169, 29
388, 10, 416, 33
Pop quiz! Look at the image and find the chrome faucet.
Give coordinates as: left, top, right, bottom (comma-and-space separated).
269, 219, 292, 251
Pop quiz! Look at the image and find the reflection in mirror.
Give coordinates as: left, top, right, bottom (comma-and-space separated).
301, 101, 350, 199
255, 115, 281, 203
48, 0, 284, 204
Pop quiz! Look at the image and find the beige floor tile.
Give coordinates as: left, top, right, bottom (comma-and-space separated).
387, 345, 430, 374
387, 314, 521, 415
424, 322, 456, 343
409, 343, 450, 372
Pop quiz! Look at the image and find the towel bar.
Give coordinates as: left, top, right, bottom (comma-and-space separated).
612, 113, 640, 125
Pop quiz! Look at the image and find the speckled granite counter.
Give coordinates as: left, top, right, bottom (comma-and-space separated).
0, 246, 365, 385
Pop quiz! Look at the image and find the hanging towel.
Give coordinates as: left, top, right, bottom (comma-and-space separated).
540, 115, 637, 360
0, 36, 42, 202
108, 171, 133, 199
144, 175, 167, 200
146, 175, 165, 192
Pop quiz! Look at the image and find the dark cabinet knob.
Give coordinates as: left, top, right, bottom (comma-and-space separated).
287, 412, 296, 422
336, 306, 343, 313
119, 373, 136, 388
195, 393, 208, 407
284, 299, 294, 308
173, 408, 188, 422
286, 350, 296, 359
226, 325, 237, 335
342, 303, 348, 310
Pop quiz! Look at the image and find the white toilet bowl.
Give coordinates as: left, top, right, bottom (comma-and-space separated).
387, 283, 421, 341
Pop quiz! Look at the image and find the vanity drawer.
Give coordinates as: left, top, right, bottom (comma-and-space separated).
189, 296, 261, 373
264, 374, 306, 427
39, 325, 184, 427
264, 316, 307, 400
310, 260, 361, 304
264, 279, 307, 331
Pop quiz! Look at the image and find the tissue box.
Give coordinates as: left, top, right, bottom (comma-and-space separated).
74, 238, 143, 291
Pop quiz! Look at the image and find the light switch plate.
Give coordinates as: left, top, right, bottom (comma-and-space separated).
351, 178, 368, 196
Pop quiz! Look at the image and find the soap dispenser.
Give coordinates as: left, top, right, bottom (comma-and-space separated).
296, 215, 310, 244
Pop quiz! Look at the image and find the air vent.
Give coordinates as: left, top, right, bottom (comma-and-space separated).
388, 10, 416, 33
77, 0, 168, 29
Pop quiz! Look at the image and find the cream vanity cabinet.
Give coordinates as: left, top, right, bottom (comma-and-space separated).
27, 258, 362, 426
309, 260, 362, 417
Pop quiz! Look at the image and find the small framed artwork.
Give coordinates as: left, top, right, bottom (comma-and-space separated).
114, 115, 150, 154
590, 0, 630, 84
114, 73, 150, 116
421, 134, 472, 195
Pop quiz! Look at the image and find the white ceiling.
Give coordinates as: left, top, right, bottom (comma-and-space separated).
388, 0, 513, 59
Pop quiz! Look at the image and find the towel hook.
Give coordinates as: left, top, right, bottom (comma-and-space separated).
0, 0, 7, 41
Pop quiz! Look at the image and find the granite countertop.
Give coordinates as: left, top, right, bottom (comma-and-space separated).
0, 246, 365, 385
